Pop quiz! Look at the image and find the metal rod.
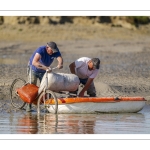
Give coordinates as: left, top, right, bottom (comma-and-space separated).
29, 65, 32, 84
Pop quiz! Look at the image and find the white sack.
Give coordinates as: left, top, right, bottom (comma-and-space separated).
38, 72, 80, 94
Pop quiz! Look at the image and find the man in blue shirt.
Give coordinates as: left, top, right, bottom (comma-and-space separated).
27, 41, 63, 111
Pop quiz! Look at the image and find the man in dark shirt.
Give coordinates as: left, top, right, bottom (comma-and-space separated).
27, 41, 63, 111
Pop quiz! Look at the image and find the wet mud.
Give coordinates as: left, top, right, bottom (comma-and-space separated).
0, 24, 150, 111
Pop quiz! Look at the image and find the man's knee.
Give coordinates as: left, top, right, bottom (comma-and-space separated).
28, 73, 37, 85
89, 93, 96, 97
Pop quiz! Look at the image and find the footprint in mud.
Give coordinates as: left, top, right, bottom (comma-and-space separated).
101, 85, 150, 98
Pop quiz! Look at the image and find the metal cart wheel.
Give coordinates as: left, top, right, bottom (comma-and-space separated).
10, 78, 27, 109
37, 90, 58, 114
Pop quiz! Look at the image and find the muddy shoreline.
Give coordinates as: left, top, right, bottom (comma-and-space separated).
0, 24, 150, 105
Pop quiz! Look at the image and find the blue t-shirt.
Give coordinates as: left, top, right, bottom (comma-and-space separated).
29, 46, 61, 73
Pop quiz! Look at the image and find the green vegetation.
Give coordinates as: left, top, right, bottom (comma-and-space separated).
0, 16, 3, 25
127, 16, 150, 25
19, 28, 23, 31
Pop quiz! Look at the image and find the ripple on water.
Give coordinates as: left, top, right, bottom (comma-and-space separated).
0, 104, 150, 134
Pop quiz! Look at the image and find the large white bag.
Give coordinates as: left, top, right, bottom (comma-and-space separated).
38, 72, 80, 94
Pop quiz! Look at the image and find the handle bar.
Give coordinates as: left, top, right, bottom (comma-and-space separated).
46, 66, 58, 72
45, 66, 58, 90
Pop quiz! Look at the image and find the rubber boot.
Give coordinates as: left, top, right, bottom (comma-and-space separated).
26, 104, 32, 112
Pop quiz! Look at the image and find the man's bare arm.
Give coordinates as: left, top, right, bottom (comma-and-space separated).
32, 53, 48, 70
57, 56, 63, 69
79, 78, 94, 97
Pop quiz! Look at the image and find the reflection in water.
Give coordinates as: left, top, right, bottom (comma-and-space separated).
37, 114, 58, 134
17, 113, 38, 134
37, 113, 147, 134
0, 105, 150, 134
38, 114, 96, 134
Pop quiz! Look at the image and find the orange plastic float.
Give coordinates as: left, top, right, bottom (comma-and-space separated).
45, 96, 146, 105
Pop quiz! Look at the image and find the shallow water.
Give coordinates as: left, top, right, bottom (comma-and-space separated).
0, 102, 150, 134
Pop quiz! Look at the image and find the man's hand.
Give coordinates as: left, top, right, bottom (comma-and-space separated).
78, 91, 85, 97
57, 64, 63, 69
78, 78, 94, 97
46, 67, 52, 73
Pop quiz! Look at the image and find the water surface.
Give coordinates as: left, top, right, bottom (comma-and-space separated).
0, 103, 150, 134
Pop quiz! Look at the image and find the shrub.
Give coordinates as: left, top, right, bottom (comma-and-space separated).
127, 16, 150, 25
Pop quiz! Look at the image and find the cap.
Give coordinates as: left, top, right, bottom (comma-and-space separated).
47, 41, 59, 53
91, 58, 100, 69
